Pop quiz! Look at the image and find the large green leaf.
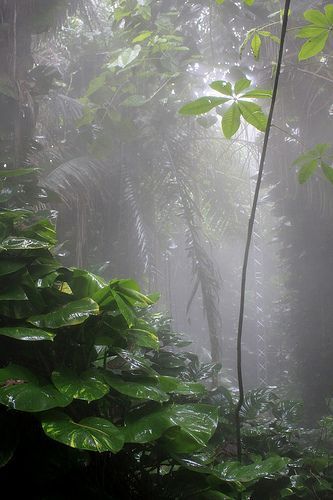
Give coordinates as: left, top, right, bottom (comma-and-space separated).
298, 31, 329, 61
104, 374, 169, 402
0, 237, 51, 251
214, 456, 290, 483
127, 328, 159, 349
69, 269, 106, 298
52, 369, 110, 403
41, 411, 124, 453
28, 298, 99, 328
124, 404, 218, 452
0, 327, 55, 342
159, 376, 205, 396
238, 101, 267, 132
303, 9, 330, 27
222, 103, 241, 139
179, 97, 229, 116
0, 364, 72, 412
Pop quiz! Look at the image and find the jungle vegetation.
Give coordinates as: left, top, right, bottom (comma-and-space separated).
0, 0, 333, 498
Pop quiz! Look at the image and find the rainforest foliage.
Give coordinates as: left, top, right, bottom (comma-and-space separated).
0, 0, 333, 498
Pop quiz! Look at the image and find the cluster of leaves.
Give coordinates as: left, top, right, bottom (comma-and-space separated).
293, 144, 333, 185
179, 78, 272, 139
1, 168, 332, 497
297, 5, 333, 61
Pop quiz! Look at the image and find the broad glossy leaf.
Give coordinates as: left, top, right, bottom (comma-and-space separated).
52, 369, 109, 402
0, 364, 72, 412
104, 374, 169, 402
69, 269, 106, 298
303, 9, 330, 27
209, 81, 232, 96
28, 298, 99, 328
214, 456, 289, 483
124, 404, 218, 450
112, 349, 157, 375
159, 376, 205, 396
222, 103, 241, 139
127, 328, 159, 349
244, 0, 254, 5
179, 97, 229, 116
41, 411, 124, 453
0, 327, 55, 341
0, 237, 51, 251
298, 31, 329, 61
238, 101, 267, 132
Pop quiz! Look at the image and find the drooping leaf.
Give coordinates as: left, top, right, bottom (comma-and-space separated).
222, 103, 241, 139
238, 101, 267, 132
127, 328, 159, 349
69, 269, 106, 298
111, 290, 136, 327
298, 31, 329, 61
179, 97, 229, 116
124, 404, 218, 451
251, 33, 261, 59
41, 411, 124, 453
0, 327, 55, 342
0, 364, 72, 412
214, 456, 290, 483
52, 369, 110, 403
298, 159, 318, 184
28, 298, 99, 328
321, 163, 333, 184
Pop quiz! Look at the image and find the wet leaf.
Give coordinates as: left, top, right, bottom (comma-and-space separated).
41, 411, 124, 453
28, 298, 99, 328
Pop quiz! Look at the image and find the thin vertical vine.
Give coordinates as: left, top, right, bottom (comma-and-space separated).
235, 0, 292, 463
